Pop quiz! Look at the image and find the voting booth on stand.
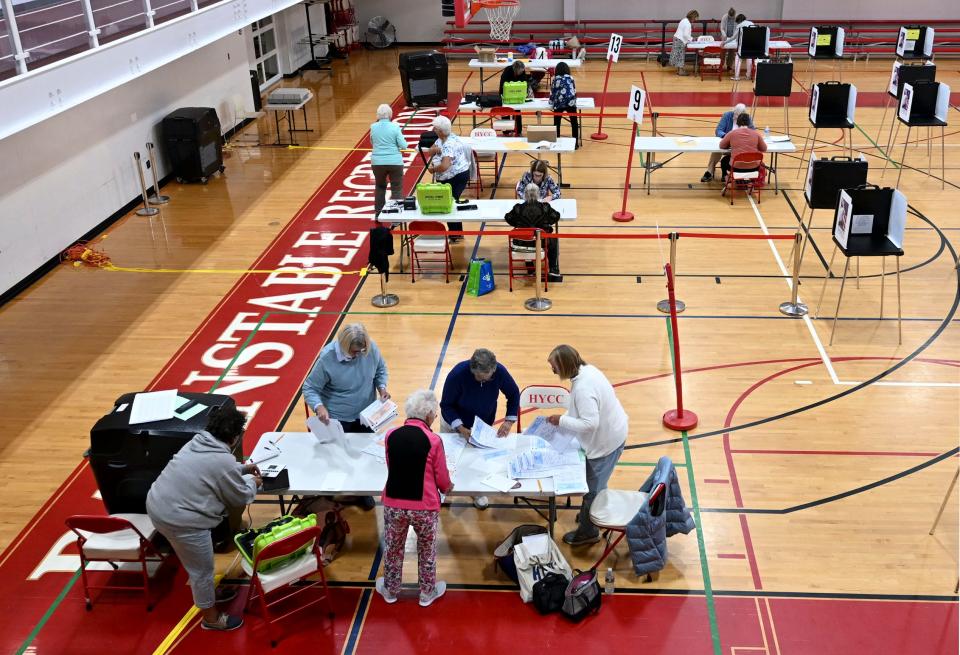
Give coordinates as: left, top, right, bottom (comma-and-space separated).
885, 80, 950, 189
797, 81, 857, 175
896, 25, 934, 59
751, 58, 793, 133
815, 185, 907, 345
799, 155, 869, 269
808, 26, 846, 85
730, 25, 770, 88
878, 60, 936, 144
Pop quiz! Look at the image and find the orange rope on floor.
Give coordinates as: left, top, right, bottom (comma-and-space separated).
61, 243, 111, 268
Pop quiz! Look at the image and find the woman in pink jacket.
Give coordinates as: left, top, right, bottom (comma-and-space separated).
376, 389, 453, 607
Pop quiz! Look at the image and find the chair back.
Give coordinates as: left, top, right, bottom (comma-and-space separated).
702, 45, 723, 57
491, 107, 520, 119
731, 151, 764, 170
252, 525, 321, 574
520, 384, 570, 410
408, 221, 447, 236
66, 515, 139, 537
471, 127, 497, 139
696, 35, 715, 43
644, 482, 667, 517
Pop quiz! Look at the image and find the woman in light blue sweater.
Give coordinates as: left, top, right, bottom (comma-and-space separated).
370, 104, 408, 216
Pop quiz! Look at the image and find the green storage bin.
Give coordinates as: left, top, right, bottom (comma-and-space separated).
415, 182, 454, 214
501, 80, 528, 104
234, 513, 317, 572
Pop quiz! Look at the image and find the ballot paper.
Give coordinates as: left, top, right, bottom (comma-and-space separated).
307, 416, 344, 444
129, 389, 178, 424
523, 416, 581, 453
359, 399, 398, 431
509, 448, 582, 478
552, 466, 589, 495
481, 473, 520, 492
440, 433, 467, 473
360, 435, 386, 462
469, 417, 510, 449
767, 135, 791, 143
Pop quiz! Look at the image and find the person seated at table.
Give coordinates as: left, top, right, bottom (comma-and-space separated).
701, 103, 752, 183
550, 61, 579, 144
725, 13, 755, 80
440, 348, 521, 510
426, 115, 470, 241
718, 112, 766, 184
146, 406, 261, 632
376, 389, 453, 607
515, 160, 560, 202
499, 61, 532, 135
505, 182, 561, 281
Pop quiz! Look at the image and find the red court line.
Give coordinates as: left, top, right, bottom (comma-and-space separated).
703, 478, 730, 484
717, 553, 747, 559
730, 449, 945, 457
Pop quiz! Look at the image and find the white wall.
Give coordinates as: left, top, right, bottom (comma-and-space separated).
276, 2, 329, 75
781, 0, 958, 21
0, 32, 253, 297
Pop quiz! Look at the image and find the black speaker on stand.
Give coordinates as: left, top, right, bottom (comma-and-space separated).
161, 107, 225, 184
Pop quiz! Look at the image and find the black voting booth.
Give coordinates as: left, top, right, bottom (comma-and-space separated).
89, 392, 243, 545
896, 25, 934, 59
738, 26, 769, 59
798, 156, 869, 268
798, 81, 857, 173
816, 185, 907, 345
878, 61, 935, 160
888, 80, 950, 189
398, 51, 448, 107
808, 26, 844, 59
751, 59, 793, 132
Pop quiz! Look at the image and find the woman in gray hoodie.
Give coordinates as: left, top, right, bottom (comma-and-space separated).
146, 406, 261, 631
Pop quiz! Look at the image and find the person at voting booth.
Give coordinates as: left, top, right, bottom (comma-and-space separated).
718, 112, 766, 182
426, 115, 470, 240
545, 345, 628, 547
725, 14, 755, 80
515, 160, 560, 201
549, 61, 579, 143
370, 104, 408, 217
146, 406, 261, 632
669, 10, 699, 76
719, 7, 738, 71
376, 389, 453, 607
701, 103, 753, 183
505, 183, 562, 281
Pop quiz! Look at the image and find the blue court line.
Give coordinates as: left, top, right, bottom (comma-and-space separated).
342, 588, 372, 655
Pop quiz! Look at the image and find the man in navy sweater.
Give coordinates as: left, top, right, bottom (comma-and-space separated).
440, 348, 521, 509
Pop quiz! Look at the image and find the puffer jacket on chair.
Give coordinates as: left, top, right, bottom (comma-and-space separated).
624, 456, 695, 576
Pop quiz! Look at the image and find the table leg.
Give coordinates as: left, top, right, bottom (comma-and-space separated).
558, 153, 568, 188
647, 151, 652, 195
273, 111, 282, 146
548, 497, 557, 537
278, 494, 287, 515
773, 152, 779, 194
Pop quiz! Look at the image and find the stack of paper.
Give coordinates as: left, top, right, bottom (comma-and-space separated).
508, 448, 582, 479
359, 399, 398, 432
439, 433, 467, 474
468, 418, 505, 449
307, 416, 344, 444
129, 389, 177, 424
523, 416, 581, 454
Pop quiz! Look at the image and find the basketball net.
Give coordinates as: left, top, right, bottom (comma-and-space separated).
481, 1, 519, 42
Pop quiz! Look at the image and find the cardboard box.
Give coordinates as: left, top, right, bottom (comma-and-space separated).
475, 46, 496, 63
526, 125, 558, 142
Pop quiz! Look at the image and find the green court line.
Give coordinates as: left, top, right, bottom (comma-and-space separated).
665, 316, 722, 655
15, 570, 81, 655
617, 461, 687, 467
856, 123, 900, 169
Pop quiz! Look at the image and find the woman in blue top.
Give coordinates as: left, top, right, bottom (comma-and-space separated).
549, 62, 579, 144
700, 102, 752, 183
370, 104, 409, 216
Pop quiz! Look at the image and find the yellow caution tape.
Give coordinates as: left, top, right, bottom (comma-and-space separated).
101, 263, 368, 276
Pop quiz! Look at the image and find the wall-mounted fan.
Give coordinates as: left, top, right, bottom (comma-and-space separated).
366, 16, 396, 49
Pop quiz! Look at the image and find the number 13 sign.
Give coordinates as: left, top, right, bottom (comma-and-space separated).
607, 33, 623, 62
626, 85, 646, 125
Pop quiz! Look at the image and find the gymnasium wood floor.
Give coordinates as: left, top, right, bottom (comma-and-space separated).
0, 47, 957, 653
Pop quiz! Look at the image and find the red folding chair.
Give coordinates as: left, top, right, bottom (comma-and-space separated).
507, 229, 548, 292
409, 220, 452, 283
589, 482, 666, 577
470, 127, 499, 194
242, 525, 334, 647
722, 151, 766, 205
65, 514, 166, 610
491, 107, 521, 136
699, 46, 724, 82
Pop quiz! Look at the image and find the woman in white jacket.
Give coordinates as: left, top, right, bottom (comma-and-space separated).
546, 345, 628, 546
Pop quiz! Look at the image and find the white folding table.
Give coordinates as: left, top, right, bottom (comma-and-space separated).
467, 57, 583, 94
262, 90, 314, 146
379, 198, 577, 223
633, 135, 796, 195
251, 431, 584, 535
458, 97, 595, 148
460, 136, 577, 188
686, 40, 793, 76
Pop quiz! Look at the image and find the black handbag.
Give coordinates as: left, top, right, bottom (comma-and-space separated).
532, 572, 569, 614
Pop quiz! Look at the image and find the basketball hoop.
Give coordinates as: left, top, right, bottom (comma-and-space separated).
475, 0, 519, 42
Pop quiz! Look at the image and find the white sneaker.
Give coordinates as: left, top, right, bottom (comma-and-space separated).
419, 581, 447, 607
375, 577, 398, 604
473, 496, 489, 510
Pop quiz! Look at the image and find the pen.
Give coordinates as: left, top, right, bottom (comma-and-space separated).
537, 479, 543, 492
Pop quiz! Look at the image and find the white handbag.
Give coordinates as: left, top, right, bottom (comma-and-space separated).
513, 537, 573, 602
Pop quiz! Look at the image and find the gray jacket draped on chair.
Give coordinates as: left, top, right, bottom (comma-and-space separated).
625, 456, 695, 575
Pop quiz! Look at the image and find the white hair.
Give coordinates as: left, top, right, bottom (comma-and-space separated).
337, 323, 370, 354
524, 183, 540, 203
431, 115, 453, 136
405, 389, 439, 421
376, 104, 393, 120
733, 103, 747, 116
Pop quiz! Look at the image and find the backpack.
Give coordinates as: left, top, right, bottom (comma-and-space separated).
493, 524, 548, 584
561, 569, 602, 622
291, 496, 350, 566
531, 572, 569, 614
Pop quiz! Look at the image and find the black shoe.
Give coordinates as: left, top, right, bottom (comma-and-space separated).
700, 171, 713, 183
548, 272, 562, 282
201, 613, 243, 631
562, 529, 601, 546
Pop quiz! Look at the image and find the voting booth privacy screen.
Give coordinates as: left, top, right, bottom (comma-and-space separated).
898, 81, 950, 125
888, 61, 936, 99
737, 26, 770, 59
808, 26, 845, 58
804, 156, 869, 210
809, 81, 857, 127
896, 26, 934, 59
754, 60, 793, 97
832, 186, 907, 254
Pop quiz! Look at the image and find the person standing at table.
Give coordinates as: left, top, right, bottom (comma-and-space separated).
545, 345, 628, 546
440, 348, 521, 509
505, 183, 562, 281
669, 10, 699, 76
549, 61, 579, 144
370, 103, 408, 217
725, 13, 755, 80
719, 7, 738, 71
146, 406, 261, 632
701, 102, 752, 183
515, 160, 560, 202
718, 112, 766, 183
426, 115, 470, 241
376, 389, 453, 607
499, 60, 531, 135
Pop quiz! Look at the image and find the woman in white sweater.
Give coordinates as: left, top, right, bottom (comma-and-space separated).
669, 10, 699, 76
546, 345, 628, 546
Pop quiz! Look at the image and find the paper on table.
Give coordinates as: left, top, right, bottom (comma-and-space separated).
553, 465, 589, 495
307, 416, 344, 443
323, 470, 347, 490
129, 389, 178, 424
440, 433, 467, 472
676, 136, 696, 143
509, 448, 582, 478
361, 436, 386, 461
522, 417, 580, 453
766, 135, 791, 142
469, 417, 506, 449
481, 472, 519, 492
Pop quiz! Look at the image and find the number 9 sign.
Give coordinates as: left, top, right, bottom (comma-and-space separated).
626, 85, 646, 125
607, 33, 623, 62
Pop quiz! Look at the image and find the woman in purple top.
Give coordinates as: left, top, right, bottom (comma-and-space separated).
375, 389, 453, 607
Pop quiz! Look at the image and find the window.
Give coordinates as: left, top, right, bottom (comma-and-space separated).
251, 17, 279, 88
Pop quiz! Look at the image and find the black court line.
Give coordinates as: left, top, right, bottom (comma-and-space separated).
458, 312, 954, 323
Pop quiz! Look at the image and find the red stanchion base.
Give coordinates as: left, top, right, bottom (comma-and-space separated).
663, 408, 699, 431
591, 132, 609, 140
612, 211, 635, 222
